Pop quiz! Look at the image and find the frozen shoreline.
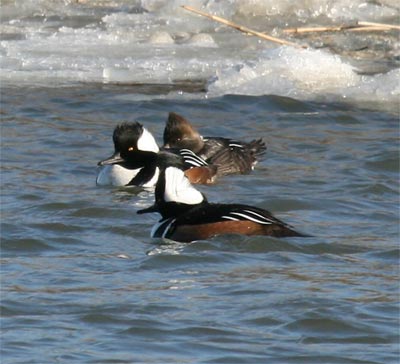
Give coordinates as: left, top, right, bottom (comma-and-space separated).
1, 0, 399, 108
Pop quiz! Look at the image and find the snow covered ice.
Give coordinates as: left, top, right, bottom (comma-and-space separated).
1, 0, 399, 108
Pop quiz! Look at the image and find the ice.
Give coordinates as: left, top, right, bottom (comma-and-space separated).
148, 31, 175, 44
351, 68, 400, 102
207, 46, 400, 107
187, 33, 217, 47
233, 0, 399, 23
0, 0, 398, 109
208, 47, 360, 100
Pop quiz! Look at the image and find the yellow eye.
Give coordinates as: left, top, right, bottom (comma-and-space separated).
128, 146, 134, 151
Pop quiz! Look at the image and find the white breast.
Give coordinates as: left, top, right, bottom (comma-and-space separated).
142, 167, 159, 188
96, 165, 140, 186
163, 167, 204, 205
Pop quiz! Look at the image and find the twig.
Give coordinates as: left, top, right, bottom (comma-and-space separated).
349, 26, 396, 32
284, 25, 352, 34
284, 22, 400, 34
181, 5, 306, 49
357, 21, 400, 30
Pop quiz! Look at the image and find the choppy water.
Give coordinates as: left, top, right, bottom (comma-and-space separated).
2, 84, 399, 363
1, 1, 400, 363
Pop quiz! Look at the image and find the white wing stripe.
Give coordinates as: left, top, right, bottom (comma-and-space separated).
182, 156, 204, 167
151, 218, 176, 238
182, 153, 206, 161
221, 215, 239, 221
228, 211, 273, 225
242, 209, 275, 222
179, 149, 208, 166
161, 219, 176, 238
229, 143, 244, 148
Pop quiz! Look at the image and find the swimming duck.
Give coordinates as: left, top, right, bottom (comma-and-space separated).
137, 156, 306, 242
163, 112, 266, 176
97, 122, 217, 187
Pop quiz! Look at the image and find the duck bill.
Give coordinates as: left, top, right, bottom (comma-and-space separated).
98, 152, 124, 166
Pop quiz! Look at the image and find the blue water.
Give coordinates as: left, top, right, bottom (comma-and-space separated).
1, 84, 399, 363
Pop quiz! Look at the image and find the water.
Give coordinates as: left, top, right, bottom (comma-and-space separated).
2, 85, 399, 363
1, 1, 400, 363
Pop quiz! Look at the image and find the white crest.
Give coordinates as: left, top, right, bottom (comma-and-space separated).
137, 127, 159, 153
164, 167, 204, 205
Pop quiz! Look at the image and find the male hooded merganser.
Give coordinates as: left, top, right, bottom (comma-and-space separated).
97, 122, 217, 187
137, 163, 306, 242
163, 112, 267, 176
97, 122, 159, 187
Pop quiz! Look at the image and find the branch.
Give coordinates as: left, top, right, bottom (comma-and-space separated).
284, 21, 400, 34
181, 5, 306, 49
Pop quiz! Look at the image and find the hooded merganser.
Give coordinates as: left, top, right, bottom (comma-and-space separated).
97, 122, 217, 187
97, 122, 159, 187
163, 112, 267, 176
138, 165, 306, 242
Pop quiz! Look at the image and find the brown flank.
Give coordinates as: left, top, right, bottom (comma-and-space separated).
171, 220, 300, 242
184, 166, 218, 185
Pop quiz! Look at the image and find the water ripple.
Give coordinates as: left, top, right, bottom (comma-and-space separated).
1, 86, 398, 364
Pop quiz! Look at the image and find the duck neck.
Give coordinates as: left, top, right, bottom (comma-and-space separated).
120, 150, 158, 169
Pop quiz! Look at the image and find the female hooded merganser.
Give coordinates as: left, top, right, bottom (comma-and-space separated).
163, 112, 267, 176
137, 163, 306, 242
97, 122, 217, 187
